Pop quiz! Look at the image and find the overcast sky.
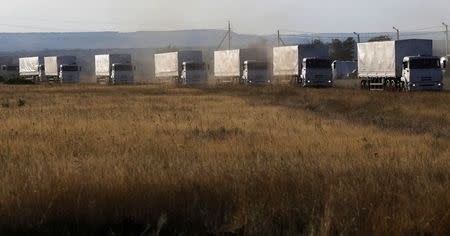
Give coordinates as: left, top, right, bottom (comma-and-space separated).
0, 0, 449, 34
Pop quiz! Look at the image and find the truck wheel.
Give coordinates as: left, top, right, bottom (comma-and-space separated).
361, 80, 366, 89
302, 80, 307, 88
403, 82, 410, 92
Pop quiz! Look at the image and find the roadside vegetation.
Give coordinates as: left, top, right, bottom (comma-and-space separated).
0, 84, 449, 235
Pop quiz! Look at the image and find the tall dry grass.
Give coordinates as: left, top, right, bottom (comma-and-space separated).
0, 84, 449, 235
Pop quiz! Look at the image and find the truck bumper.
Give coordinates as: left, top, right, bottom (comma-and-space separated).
305, 80, 333, 87
409, 82, 443, 91
248, 80, 272, 85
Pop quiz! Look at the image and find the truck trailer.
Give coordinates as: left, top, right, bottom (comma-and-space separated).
273, 45, 332, 87
44, 56, 80, 83
358, 39, 445, 91
19, 57, 45, 82
154, 51, 207, 85
214, 49, 270, 84
95, 54, 134, 85
332, 61, 357, 80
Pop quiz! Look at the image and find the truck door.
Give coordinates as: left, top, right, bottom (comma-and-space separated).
402, 61, 410, 83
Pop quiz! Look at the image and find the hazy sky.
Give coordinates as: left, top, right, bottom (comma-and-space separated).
0, 0, 449, 34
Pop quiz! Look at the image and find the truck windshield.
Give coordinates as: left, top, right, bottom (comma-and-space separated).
306, 59, 331, 69
186, 63, 205, 70
114, 65, 133, 71
247, 63, 268, 70
409, 59, 440, 69
61, 65, 79, 72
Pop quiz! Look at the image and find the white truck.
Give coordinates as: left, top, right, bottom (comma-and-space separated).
273, 45, 332, 87
44, 56, 81, 83
95, 54, 134, 85
154, 51, 207, 85
19, 57, 45, 82
0, 56, 18, 82
358, 39, 445, 91
332, 61, 357, 80
214, 49, 270, 84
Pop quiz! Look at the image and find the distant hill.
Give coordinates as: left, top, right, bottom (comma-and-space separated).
0, 29, 446, 53
0, 30, 271, 51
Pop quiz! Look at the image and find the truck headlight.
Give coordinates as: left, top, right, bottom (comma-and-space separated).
307, 80, 311, 83
328, 80, 332, 83
438, 83, 442, 87
412, 84, 416, 87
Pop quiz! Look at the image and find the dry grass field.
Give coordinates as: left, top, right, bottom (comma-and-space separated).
0, 84, 449, 235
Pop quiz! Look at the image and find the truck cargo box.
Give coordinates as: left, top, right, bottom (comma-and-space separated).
273, 45, 329, 76
19, 57, 43, 76
214, 49, 267, 77
95, 54, 132, 77
155, 51, 203, 78
358, 39, 432, 78
44, 56, 77, 76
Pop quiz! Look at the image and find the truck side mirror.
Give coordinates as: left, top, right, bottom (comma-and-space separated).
443, 61, 447, 69
79, 66, 82, 72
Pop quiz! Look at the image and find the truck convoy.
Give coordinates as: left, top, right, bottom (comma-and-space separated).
332, 61, 357, 80
358, 39, 445, 91
5, 38, 448, 92
19, 57, 45, 82
273, 45, 332, 87
154, 51, 207, 85
44, 56, 81, 83
214, 49, 270, 84
0, 56, 18, 82
95, 54, 134, 85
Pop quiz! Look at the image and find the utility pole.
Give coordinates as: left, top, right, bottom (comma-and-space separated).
277, 30, 280, 46
276, 30, 286, 47
393, 26, 400, 40
217, 21, 232, 49
228, 21, 231, 50
443, 22, 449, 56
353, 32, 361, 43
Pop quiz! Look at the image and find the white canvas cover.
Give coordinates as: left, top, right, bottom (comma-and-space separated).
155, 52, 180, 77
214, 49, 241, 77
273, 46, 300, 76
19, 57, 41, 76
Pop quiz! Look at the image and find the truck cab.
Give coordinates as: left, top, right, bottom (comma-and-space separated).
301, 58, 333, 87
401, 56, 444, 91
242, 60, 271, 85
0, 65, 19, 82
59, 64, 80, 83
111, 64, 134, 84
181, 62, 208, 85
